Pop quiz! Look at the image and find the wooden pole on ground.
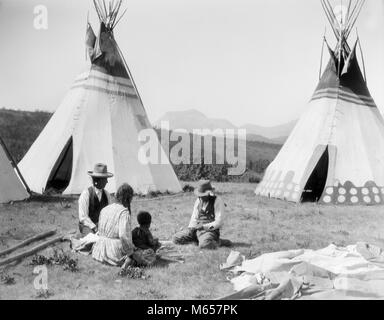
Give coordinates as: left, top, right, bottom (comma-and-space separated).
0, 235, 63, 267
0, 229, 57, 257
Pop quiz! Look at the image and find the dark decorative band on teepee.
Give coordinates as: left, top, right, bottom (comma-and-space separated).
320, 181, 384, 205
73, 75, 134, 89
311, 88, 376, 108
70, 84, 139, 99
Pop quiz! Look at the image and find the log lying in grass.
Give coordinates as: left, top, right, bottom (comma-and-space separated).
0, 235, 64, 267
0, 229, 57, 257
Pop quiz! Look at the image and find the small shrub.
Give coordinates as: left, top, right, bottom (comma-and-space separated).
148, 191, 160, 198
50, 250, 79, 272
182, 184, 194, 193
30, 255, 52, 266
35, 289, 54, 299
0, 274, 15, 285
118, 266, 148, 279
249, 176, 261, 183
30, 250, 79, 272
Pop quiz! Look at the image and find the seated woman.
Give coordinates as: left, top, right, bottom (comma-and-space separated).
91, 183, 156, 267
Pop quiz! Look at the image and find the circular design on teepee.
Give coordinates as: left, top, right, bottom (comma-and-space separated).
372, 187, 379, 194
350, 188, 357, 195
375, 195, 381, 203
294, 185, 300, 192
287, 184, 293, 190
323, 196, 332, 203
364, 196, 371, 203
351, 196, 359, 203
362, 188, 369, 195
338, 195, 346, 203
338, 188, 346, 195
326, 188, 333, 195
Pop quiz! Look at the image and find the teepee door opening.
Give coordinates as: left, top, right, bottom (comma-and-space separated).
45, 137, 73, 192
301, 146, 329, 203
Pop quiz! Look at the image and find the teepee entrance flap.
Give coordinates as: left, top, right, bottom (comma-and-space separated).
46, 136, 73, 192
301, 145, 330, 202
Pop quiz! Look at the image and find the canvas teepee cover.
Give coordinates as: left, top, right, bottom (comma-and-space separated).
256, 0, 384, 205
0, 139, 29, 203
19, 1, 181, 195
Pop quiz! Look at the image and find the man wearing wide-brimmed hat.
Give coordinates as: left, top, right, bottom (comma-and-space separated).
173, 180, 230, 249
78, 163, 113, 236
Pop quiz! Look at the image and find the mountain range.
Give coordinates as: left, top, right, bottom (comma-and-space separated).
154, 109, 296, 144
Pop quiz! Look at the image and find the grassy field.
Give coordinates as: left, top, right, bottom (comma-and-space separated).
1, 181, 384, 300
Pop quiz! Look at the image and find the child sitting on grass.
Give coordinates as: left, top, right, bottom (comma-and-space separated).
132, 211, 161, 252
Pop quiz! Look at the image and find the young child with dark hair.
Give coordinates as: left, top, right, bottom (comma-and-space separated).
132, 211, 161, 252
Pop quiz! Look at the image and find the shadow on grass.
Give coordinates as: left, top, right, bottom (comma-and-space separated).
230, 242, 252, 248
153, 257, 184, 268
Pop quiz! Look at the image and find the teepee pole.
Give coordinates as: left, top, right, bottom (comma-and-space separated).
321, 0, 339, 40
325, 0, 340, 36
113, 8, 127, 28
319, 27, 327, 80
85, 11, 89, 61
113, 38, 147, 112
93, 0, 103, 21
0, 136, 31, 194
356, 29, 367, 84
346, 0, 365, 39
346, 0, 352, 21
111, 0, 123, 28
337, 1, 343, 75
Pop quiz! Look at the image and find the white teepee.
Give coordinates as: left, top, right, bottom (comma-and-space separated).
0, 139, 29, 203
19, 0, 182, 195
256, 0, 384, 205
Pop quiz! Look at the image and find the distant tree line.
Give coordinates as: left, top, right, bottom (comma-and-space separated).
0, 108, 52, 162
0, 108, 278, 183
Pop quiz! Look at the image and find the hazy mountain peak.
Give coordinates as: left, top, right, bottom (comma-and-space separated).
155, 109, 296, 143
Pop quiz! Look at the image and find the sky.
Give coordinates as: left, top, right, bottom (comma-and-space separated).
0, 0, 383, 127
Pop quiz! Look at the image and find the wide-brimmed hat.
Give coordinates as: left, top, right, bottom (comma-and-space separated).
194, 180, 215, 197
87, 163, 113, 178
